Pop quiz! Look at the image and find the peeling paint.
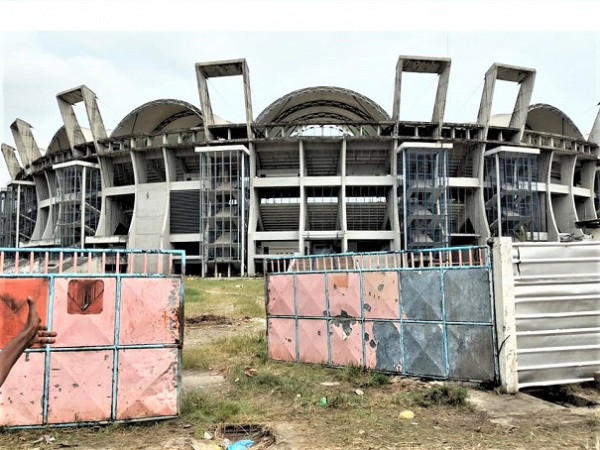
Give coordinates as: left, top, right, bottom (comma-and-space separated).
373, 322, 402, 372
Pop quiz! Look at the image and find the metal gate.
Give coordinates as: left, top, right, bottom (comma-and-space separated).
266, 246, 497, 382
0, 248, 185, 428
513, 241, 600, 388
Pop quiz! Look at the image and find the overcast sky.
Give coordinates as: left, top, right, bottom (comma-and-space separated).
1, 2, 599, 187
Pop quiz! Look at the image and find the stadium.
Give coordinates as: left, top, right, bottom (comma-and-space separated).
1, 56, 599, 276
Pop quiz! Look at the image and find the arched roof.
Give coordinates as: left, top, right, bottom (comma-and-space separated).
489, 104, 583, 140
110, 99, 205, 138
256, 86, 390, 124
525, 103, 584, 140
46, 126, 93, 155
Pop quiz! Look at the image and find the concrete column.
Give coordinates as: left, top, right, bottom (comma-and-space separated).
299, 140, 306, 255
390, 140, 402, 251
491, 237, 519, 393
247, 142, 258, 276
340, 139, 348, 252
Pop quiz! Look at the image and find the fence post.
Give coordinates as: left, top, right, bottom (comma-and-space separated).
491, 237, 519, 393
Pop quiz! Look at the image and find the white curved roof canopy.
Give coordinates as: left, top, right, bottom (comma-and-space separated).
256, 86, 391, 124
110, 99, 209, 138
525, 103, 584, 140
490, 103, 584, 140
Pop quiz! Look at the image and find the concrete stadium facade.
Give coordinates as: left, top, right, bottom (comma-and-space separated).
1, 56, 600, 276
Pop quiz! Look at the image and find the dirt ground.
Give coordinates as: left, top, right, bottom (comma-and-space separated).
1, 317, 599, 450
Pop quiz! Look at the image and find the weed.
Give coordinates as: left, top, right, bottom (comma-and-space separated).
182, 391, 244, 423
219, 333, 267, 361
336, 365, 389, 388
409, 384, 468, 407
182, 347, 211, 370
184, 278, 265, 319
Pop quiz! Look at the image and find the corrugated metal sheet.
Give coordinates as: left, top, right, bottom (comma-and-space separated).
513, 241, 600, 388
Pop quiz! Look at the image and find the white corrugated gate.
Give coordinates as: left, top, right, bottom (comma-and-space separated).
512, 241, 600, 389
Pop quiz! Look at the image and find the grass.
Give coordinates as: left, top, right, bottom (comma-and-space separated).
407, 383, 469, 407
184, 277, 265, 319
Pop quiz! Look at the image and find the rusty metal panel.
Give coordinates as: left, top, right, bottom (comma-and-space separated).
53, 279, 116, 347
267, 318, 296, 362
513, 241, 600, 388
328, 272, 361, 317
116, 348, 178, 420
119, 278, 181, 345
0, 278, 49, 347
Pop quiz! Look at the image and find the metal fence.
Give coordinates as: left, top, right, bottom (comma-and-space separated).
0, 248, 185, 428
512, 241, 600, 388
266, 246, 497, 382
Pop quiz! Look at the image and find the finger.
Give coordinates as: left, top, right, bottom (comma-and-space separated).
34, 337, 56, 345
37, 331, 57, 338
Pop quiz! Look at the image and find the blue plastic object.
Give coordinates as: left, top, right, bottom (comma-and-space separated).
227, 440, 254, 450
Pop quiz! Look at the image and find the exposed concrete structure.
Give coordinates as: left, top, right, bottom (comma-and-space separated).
1, 56, 600, 276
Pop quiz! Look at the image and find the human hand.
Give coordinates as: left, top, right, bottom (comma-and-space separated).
24, 297, 57, 346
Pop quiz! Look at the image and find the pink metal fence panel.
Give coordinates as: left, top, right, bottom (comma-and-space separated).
0, 248, 185, 429
52, 279, 116, 347
0, 353, 45, 426
119, 279, 181, 345
47, 351, 114, 423
297, 319, 328, 364
267, 318, 296, 362
362, 272, 400, 319
327, 273, 361, 317
266, 275, 295, 316
330, 318, 363, 367
116, 348, 178, 420
296, 273, 326, 317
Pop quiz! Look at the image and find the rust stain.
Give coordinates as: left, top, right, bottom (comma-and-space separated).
67, 280, 104, 315
333, 274, 348, 289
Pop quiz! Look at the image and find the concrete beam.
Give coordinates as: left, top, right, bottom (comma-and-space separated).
393, 55, 451, 138
477, 63, 536, 143
1, 144, 22, 179
10, 119, 42, 168
56, 85, 108, 155
195, 59, 254, 141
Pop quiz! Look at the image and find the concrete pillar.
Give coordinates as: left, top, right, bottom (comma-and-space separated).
340, 139, 348, 252
491, 237, 519, 393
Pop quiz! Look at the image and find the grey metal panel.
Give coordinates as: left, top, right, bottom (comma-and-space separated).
513, 241, 600, 388
447, 325, 495, 381
403, 323, 445, 377
444, 269, 491, 322
400, 271, 442, 320
370, 321, 403, 373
